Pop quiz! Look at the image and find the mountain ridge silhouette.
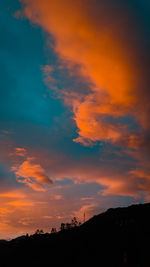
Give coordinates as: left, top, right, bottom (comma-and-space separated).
1, 202, 150, 266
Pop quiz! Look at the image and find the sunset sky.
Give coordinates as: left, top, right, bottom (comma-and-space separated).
1, 0, 150, 239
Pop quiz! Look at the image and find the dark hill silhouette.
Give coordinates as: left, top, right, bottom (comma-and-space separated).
1, 202, 150, 266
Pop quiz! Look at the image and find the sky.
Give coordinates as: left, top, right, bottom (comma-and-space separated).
0, 0, 150, 239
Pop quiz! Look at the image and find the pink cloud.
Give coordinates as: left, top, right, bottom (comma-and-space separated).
73, 203, 97, 222
15, 147, 26, 157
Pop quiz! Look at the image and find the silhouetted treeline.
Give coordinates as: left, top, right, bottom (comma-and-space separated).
33, 216, 81, 235
1, 203, 150, 266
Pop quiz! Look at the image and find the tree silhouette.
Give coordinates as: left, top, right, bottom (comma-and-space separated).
51, 227, 57, 234
66, 223, 71, 229
59, 217, 82, 231
35, 229, 44, 235
71, 217, 81, 227
60, 223, 65, 231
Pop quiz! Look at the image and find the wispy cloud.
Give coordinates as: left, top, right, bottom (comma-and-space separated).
73, 203, 97, 222
15, 147, 26, 157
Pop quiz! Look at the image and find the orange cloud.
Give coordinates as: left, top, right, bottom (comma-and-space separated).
12, 157, 53, 191
20, 0, 140, 146
0, 188, 47, 239
0, 192, 25, 199
0, 139, 53, 191
43, 215, 52, 219
0, 136, 145, 199
0, 207, 13, 217
7, 200, 35, 207
17, 0, 150, 200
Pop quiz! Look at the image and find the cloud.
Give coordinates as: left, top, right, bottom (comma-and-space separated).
0, 191, 25, 199
19, 0, 149, 147
12, 157, 53, 191
7, 200, 35, 207
0, 207, 13, 217
43, 215, 52, 219
54, 194, 63, 200
41, 65, 54, 77
17, 0, 150, 200
18, 217, 32, 226
0, 135, 147, 199
73, 203, 97, 222
0, 137, 53, 191
15, 147, 26, 157
81, 197, 94, 201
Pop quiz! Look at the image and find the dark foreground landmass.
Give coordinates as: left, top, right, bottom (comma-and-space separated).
1, 202, 150, 267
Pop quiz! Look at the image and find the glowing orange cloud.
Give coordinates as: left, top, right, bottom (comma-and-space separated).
0, 141, 53, 191
7, 200, 35, 207
20, 0, 140, 146
12, 157, 53, 191
0, 192, 25, 199
3, 0, 150, 215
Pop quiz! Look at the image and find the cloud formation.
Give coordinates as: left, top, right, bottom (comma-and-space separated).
0, 132, 148, 199
12, 157, 53, 191
18, 0, 150, 199
19, 0, 150, 148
